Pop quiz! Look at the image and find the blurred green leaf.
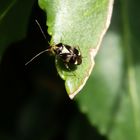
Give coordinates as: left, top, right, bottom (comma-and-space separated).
77, 30, 123, 134
39, 0, 114, 98
0, 0, 35, 59
76, 0, 140, 140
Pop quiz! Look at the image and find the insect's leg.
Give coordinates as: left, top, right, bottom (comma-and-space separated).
63, 63, 70, 70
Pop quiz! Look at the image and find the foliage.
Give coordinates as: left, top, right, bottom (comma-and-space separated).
39, 0, 113, 98
0, 0, 140, 140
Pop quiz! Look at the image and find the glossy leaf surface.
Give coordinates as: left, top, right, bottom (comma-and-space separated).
39, 0, 114, 98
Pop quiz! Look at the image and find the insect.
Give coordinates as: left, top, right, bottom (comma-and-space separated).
25, 20, 82, 70
50, 43, 82, 69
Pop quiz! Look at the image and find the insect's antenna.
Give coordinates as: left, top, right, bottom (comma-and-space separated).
25, 49, 49, 66
35, 20, 46, 40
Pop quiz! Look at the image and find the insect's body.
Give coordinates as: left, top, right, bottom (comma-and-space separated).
52, 43, 82, 69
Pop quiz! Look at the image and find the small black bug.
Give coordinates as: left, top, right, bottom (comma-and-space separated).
54, 43, 82, 69
25, 20, 82, 70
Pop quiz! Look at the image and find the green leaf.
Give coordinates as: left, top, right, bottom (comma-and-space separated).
77, 31, 123, 134
39, 0, 114, 98
76, 0, 140, 140
0, 0, 35, 59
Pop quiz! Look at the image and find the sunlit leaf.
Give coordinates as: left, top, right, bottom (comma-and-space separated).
39, 0, 114, 98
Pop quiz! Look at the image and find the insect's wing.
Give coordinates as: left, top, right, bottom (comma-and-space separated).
59, 53, 72, 63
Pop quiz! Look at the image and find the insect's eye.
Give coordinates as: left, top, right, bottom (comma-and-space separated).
55, 46, 63, 54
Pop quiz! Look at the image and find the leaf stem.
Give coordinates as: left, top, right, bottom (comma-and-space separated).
121, 0, 140, 139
